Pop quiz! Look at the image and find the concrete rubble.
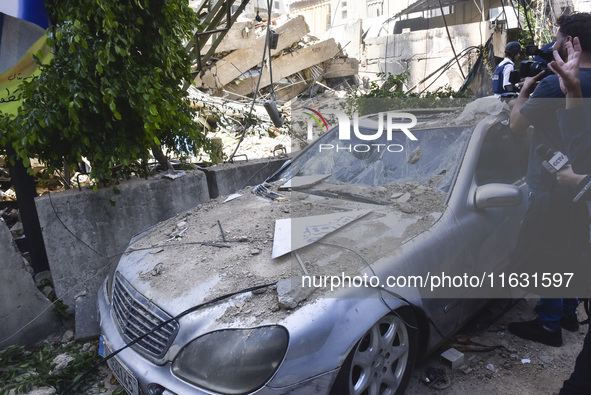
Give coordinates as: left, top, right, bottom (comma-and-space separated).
194, 15, 359, 102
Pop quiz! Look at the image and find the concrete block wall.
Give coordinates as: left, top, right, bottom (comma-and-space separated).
34, 170, 210, 339
29, 157, 287, 340
0, 157, 289, 346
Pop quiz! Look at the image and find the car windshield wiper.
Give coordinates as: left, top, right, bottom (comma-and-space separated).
297, 189, 390, 205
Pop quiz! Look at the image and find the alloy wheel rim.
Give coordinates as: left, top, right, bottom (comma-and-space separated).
348, 315, 410, 395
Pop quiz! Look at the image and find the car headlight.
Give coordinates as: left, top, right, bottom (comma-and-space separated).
171, 326, 289, 394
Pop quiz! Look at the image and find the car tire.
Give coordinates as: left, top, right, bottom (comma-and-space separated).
331, 309, 418, 395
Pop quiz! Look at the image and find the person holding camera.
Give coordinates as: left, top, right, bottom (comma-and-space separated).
492, 41, 522, 97
507, 12, 591, 347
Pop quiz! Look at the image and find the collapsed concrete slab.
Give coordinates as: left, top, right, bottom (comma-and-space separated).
0, 220, 60, 349
324, 57, 359, 79
200, 21, 256, 54
225, 38, 341, 97
196, 15, 310, 89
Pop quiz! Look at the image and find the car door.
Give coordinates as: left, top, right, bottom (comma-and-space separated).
449, 115, 529, 321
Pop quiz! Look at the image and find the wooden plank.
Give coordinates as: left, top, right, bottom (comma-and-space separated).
196, 15, 310, 89
224, 38, 341, 97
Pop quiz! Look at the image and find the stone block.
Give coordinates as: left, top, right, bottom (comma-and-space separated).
0, 220, 60, 349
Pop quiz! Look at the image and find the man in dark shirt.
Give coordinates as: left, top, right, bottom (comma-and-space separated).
507, 12, 591, 347
545, 35, 591, 394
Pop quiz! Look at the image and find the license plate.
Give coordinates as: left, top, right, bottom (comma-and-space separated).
102, 340, 139, 395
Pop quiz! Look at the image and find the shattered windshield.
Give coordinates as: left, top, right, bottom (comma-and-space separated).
279, 125, 472, 194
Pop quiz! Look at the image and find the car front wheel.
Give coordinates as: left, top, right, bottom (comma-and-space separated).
332, 310, 418, 395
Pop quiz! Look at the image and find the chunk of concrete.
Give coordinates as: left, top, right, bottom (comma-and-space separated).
0, 220, 60, 349
441, 347, 465, 370
74, 294, 100, 340
277, 278, 315, 310
201, 157, 289, 199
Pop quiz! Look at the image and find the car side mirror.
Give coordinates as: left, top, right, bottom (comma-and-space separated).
473, 183, 522, 209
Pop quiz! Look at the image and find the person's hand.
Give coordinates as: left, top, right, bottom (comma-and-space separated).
556, 165, 586, 186
548, 36, 582, 98
519, 71, 546, 96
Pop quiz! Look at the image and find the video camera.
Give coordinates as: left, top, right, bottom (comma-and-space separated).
504, 44, 554, 92
519, 44, 554, 78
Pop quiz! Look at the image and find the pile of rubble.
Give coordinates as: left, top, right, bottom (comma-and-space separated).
193, 15, 358, 103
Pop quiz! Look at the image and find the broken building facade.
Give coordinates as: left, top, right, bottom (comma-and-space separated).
287, 0, 591, 93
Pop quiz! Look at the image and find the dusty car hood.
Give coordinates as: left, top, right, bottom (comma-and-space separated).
116, 180, 445, 316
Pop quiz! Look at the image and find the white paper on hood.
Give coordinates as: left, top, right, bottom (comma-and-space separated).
272, 210, 371, 258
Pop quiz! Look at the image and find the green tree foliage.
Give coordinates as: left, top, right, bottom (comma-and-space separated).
1, 0, 208, 184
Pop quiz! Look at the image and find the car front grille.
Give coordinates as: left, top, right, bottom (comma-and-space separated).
112, 272, 179, 359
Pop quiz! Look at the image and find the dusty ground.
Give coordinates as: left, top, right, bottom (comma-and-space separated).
405, 298, 587, 395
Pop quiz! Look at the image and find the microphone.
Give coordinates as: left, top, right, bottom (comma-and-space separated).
536, 144, 569, 174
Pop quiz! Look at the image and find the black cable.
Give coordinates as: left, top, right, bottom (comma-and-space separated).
377, 286, 450, 340
228, 3, 273, 162
315, 241, 450, 337
500, 0, 509, 31
438, 0, 466, 80
415, 46, 479, 95
60, 281, 277, 395
266, 0, 276, 101
420, 48, 478, 94
520, 0, 536, 45
48, 191, 107, 258
510, 0, 522, 30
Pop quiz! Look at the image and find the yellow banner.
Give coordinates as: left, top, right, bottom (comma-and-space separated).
0, 35, 53, 116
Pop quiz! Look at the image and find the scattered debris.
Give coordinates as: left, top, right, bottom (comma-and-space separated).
253, 183, 287, 201
458, 364, 473, 375
151, 262, 165, 276
49, 354, 75, 376
406, 147, 422, 164
539, 355, 554, 364
276, 278, 315, 310
422, 367, 451, 390
161, 170, 186, 180
441, 347, 465, 370
61, 330, 74, 343
223, 193, 242, 203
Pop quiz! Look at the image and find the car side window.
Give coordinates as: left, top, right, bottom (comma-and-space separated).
475, 121, 527, 186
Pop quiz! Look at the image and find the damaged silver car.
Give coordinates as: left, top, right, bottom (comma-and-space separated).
98, 108, 528, 395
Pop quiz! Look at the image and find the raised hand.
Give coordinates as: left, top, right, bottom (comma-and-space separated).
549, 36, 582, 98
